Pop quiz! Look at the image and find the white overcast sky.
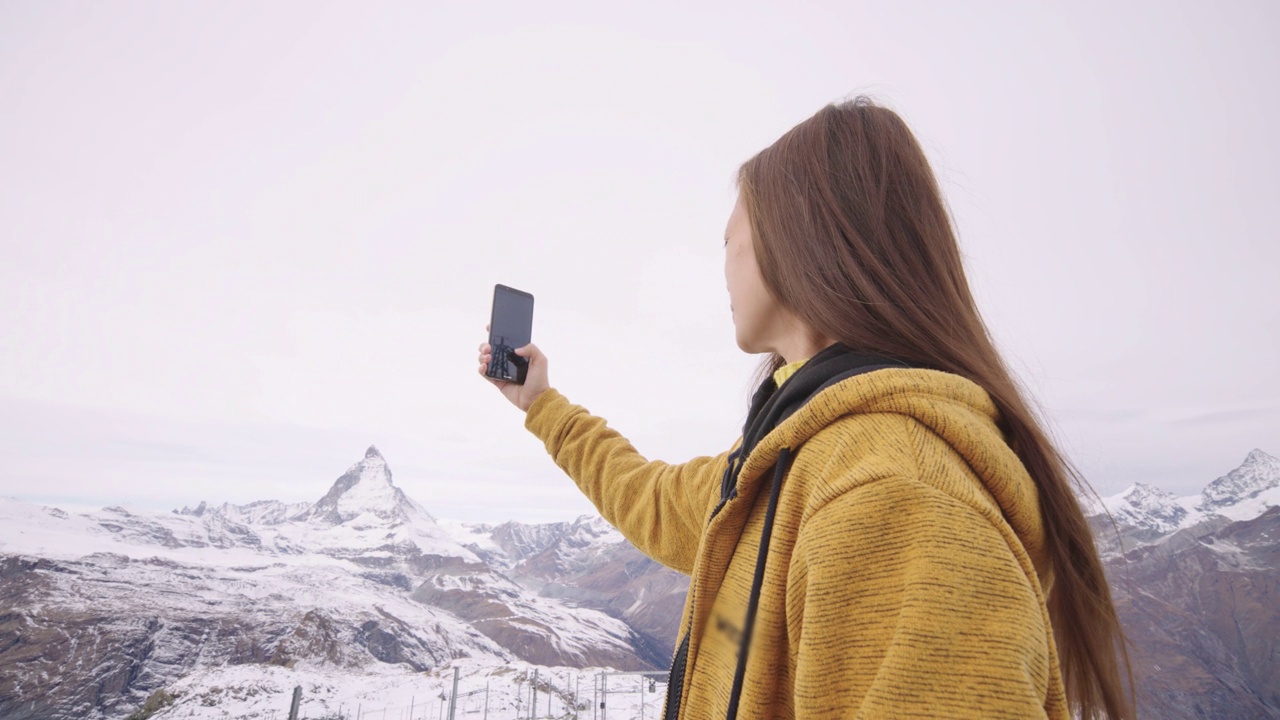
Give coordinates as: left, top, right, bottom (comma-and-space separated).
1, 1, 1276, 523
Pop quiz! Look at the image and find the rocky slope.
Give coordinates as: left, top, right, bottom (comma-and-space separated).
444, 514, 689, 664
0, 447, 661, 719
1086, 448, 1280, 718
1109, 507, 1279, 718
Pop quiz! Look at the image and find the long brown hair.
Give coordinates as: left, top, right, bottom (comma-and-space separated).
737, 95, 1133, 719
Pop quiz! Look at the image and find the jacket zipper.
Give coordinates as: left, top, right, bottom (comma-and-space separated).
663, 472, 739, 720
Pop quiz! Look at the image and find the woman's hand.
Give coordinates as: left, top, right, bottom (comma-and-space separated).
478, 327, 550, 412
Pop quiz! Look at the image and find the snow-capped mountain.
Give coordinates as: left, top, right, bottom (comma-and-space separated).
446, 513, 689, 667
1085, 450, 1280, 719
295, 446, 434, 526
0, 447, 676, 720
442, 513, 623, 573
1199, 448, 1280, 515
1097, 482, 1190, 535
4, 445, 1276, 720
1089, 448, 1280, 552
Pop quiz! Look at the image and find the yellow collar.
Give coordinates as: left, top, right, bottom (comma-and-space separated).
772, 358, 808, 387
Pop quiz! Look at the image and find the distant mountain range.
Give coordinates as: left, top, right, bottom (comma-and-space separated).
1086, 448, 1280, 547
0, 446, 684, 719
0, 446, 1276, 719
1082, 448, 1280, 719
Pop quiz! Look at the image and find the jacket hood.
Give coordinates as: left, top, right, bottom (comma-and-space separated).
734, 362, 1049, 580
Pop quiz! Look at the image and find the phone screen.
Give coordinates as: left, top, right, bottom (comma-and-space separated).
486, 284, 535, 384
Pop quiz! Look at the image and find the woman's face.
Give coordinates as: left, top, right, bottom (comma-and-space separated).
723, 192, 786, 355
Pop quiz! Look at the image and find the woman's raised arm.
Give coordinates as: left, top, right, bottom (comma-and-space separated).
479, 338, 725, 573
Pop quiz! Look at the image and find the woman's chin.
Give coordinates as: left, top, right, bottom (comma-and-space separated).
734, 332, 763, 355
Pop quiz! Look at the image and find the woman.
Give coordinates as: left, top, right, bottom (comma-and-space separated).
477, 96, 1132, 719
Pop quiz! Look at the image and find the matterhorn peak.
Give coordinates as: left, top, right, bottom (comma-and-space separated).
297, 446, 432, 526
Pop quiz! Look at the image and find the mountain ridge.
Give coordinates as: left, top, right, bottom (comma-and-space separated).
1091, 448, 1280, 549
0, 446, 674, 719
1, 446, 1276, 719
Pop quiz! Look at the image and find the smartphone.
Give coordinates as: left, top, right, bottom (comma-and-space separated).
485, 284, 535, 384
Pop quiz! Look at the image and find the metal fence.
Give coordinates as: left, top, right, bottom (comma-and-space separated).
280, 668, 669, 720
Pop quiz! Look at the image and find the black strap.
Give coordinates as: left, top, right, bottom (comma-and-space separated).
724, 447, 792, 719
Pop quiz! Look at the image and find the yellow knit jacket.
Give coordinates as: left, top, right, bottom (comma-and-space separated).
524, 368, 1069, 719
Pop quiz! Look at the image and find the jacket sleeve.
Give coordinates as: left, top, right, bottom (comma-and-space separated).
787, 475, 1056, 719
524, 388, 730, 575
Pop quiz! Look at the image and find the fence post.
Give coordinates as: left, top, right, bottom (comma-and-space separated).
288, 685, 302, 720
447, 666, 460, 720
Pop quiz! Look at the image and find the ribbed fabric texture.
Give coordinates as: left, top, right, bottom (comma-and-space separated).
524, 368, 1070, 719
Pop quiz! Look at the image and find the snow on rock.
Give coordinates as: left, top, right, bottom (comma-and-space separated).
15, 444, 1271, 719
1102, 483, 1192, 535
1198, 448, 1280, 517
1087, 449, 1280, 548
303, 446, 420, 524
0, 447, 671, 720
